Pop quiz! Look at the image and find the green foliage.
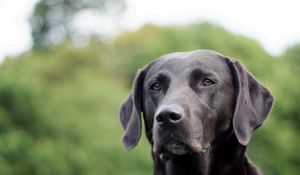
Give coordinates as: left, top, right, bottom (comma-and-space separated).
0, 23, 299, 175
114, 23, 272, 82
0, 41, 152, 175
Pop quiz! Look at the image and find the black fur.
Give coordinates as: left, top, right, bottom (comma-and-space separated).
120, 50, 274, 175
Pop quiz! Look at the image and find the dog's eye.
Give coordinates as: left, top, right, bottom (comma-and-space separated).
150, 83, 161, 91
201, 78, 215, 86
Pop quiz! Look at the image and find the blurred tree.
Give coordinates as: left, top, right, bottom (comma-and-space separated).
284, 43, 300, 71
30, 0, 125, 49
280, 44, 300, 128
114, 23, 272, 83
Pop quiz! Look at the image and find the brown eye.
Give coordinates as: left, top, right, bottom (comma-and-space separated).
150, 83, 161, 91
201, 78, 215, 86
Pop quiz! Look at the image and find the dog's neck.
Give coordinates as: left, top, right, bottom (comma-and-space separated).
209, 134, 260, 175
152, 134, 261, 175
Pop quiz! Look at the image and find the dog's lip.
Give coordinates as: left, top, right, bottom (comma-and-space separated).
154, 138, 208, 155
154, 138, 190, 155
165, 140, 188, 155
190, 140, 211, 154
153, 139, 186, 154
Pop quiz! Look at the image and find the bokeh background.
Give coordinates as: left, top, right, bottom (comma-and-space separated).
0, 0, 300, 175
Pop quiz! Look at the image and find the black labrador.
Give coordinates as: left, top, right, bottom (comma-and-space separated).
119, 50, 274, 175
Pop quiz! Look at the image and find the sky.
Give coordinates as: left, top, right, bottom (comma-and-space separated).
1, 0, 300, 62
0, 0, 37, 62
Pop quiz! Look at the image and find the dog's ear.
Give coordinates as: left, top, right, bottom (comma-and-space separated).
230, 60, 274, 145
119, 67, 148, 150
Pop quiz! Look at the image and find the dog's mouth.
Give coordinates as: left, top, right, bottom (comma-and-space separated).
155, 139, 188, 161
165, 140, 189, 155
154, 138, 210, 161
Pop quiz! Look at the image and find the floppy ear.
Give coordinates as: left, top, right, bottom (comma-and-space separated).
231, 61, 274, 145
119, 68, 147, 150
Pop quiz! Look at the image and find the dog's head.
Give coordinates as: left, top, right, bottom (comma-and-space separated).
120, 50, 274, 159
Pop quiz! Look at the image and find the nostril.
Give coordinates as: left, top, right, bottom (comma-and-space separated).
169, 113, 182, 122
156, 114, 165, 123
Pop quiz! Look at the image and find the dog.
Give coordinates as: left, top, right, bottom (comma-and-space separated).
119, 50, 274, 175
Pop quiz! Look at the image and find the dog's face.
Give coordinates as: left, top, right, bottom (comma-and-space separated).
120, 50, 273, 159
143, 52, 235, 156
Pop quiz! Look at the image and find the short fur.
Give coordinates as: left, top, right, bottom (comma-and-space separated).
120, 50, 274, 175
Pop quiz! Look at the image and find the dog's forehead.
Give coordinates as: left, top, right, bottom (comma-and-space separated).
147, 50, 228, 76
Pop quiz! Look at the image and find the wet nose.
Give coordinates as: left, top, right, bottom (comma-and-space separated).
155, 104, 184, 125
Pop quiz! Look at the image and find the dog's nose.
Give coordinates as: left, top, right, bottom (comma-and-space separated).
155, 104, 184, 124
